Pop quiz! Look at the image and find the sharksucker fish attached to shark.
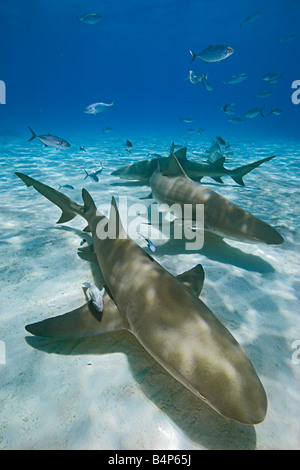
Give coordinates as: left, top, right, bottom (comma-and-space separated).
16, 171, 267, 425
149, 153, 284, 245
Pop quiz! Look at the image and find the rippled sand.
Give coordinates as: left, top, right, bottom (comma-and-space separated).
0, 132, 299, 449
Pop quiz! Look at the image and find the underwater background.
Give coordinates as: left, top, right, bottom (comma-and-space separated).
0, 0, 300, 450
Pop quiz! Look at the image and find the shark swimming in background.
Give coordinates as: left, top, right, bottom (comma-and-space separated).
16, 171, 267, 425
149, 153, 284, 245
111, 146, 276, 186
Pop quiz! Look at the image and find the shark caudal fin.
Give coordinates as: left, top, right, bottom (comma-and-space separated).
230, 156, 276, 186
15, 172, 97, 224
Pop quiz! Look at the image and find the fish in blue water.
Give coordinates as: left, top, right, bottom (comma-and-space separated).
28, 127, 70, 149
244, 106, 265, 119
228, 117, 244, 123
84, 164, 103, 182
269, 108, 283, 116
240, 12, 260, 29
79, 146, 87, 152
190, 45, 234, 63
84, 102, 115, 114
58, 184, 75, 190
276, 34, 295, 46
180, 117, 195, 123
255, 90, 272, 98
76, 13, 101, 24
218, 103, 236, 115
262, 73, 282, 84
223, 73, 248, 85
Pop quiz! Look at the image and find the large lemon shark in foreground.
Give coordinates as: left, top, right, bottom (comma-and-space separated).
16, 171, 267, 425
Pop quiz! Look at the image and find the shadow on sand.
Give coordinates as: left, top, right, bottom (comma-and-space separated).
26, 331, 257, 450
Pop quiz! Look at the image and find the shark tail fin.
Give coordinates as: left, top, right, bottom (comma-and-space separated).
230, 156, 276, 186
28, 126, 37, 141
15, 172, 84, 224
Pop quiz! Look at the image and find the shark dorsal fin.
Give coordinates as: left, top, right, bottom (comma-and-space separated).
174, 147, 187, 162
209, 156, 226, 169
109, 196, 127, 238
162, 153, 188, 178
176, 264, 205, 297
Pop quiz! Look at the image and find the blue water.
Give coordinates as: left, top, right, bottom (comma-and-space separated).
0, 0, 300, 451
1, 0, 300, 138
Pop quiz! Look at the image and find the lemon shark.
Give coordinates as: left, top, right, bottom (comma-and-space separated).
16, 172, 267, 425
111, 147, 276, 186
149, 153, 284, 245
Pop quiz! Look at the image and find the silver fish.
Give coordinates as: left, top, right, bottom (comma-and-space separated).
276, 34, 295, 46
76, 13, 101, 25
262, 73, 282, 84
190, 45, 234, 63
28, 127, 70, 149
84, 164, 103, 182
58, 184, 75, 190
269, 108, 283, 116
180, 117, 195, 123
223, 73, 248, 85
228, 117, 244, 123
84, 102, 115, 114
83, 283, 105, 313
219, 103, 236, 115
255, 90, 272, 98
244, 106, 265, 119
138, 232, 156, 253
188, 70, 202, 84
240, 12, 260, 29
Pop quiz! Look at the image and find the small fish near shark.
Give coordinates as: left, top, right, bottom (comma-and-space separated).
111, 145, 276, 186
28, 127, 71, 149
15, 171, 268, 424
149, 153, 284, 245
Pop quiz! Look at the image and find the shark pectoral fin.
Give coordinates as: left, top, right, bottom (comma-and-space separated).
211, 176, 224, 184
230, 175, 245, 186
56, 211, 77, 224
25, 293, 128, 339
176, 264, 205, 297
77, 244, 97, 262
139, 192, 153, 200
78, 244, 94, 253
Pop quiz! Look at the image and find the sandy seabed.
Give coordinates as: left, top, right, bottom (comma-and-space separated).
0, 133, 299, 450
